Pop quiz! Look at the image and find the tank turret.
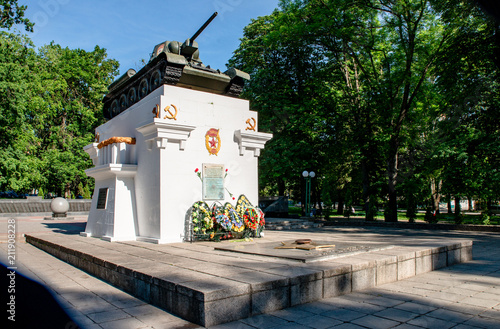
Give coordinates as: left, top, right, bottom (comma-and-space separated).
103, 12, 250, 119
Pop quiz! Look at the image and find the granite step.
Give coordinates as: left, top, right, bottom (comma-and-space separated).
26, 232, 473, 327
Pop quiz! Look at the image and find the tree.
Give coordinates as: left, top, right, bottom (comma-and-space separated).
231, 0, 449, 221
34, 42, 118, 196
0, 32, 118, 196
231, 0, 500, 221
230, 9, 329, 209
431, 0, 500, 210
0, 32, 42, 191
0, 0, 33, 32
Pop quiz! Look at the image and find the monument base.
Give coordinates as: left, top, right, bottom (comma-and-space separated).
215, 240, 395, 263
136, 236, 171, 244
79, 232, 137, 242
44, 216, 74, 221
26, 230, 473, 327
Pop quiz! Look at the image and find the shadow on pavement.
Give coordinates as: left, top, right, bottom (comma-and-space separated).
42, 222, 86, 235
1, 262, 80, 329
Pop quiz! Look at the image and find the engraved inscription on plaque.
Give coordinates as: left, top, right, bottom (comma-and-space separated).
96, 188, 108, 209
202, 164, 224, 200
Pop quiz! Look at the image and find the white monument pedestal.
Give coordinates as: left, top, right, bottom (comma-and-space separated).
82, 85, 272, 243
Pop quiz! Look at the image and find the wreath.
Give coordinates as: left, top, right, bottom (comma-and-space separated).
212, 202, 232, 231
191, 195, 265, 241
225, 203, 245, 232
243, 207, 263, 230
192, 201, 215, 238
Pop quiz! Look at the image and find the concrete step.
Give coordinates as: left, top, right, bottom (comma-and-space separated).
26, 232, 472, 327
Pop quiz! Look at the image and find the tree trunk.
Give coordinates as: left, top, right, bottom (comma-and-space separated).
454, 196, 461, 216
337, 197, 344, 215
278, 179, 285, 196
64, 184, 71, 199
447, 195, 452, 214
362, 160, 374, 221
386, 139, 398, 222
430, 179, 442, 215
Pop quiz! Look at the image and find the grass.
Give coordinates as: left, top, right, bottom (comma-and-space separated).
287, 207, 500, 225
289, 206, 302, 215
286, 205, 500, 225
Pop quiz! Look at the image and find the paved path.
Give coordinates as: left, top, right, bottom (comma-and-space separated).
1, 216, 500, 328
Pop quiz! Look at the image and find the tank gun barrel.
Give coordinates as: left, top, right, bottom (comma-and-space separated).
190, 12, 218, 42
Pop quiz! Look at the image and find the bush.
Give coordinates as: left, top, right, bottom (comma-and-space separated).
82, 184, 92, 199
425, 208, 438, 224
406, 204, 417, 223
344, 204, 353, 219
480, 212, 491, 225
454, 213, 464, 225
367, 204, 378, 221
323, 206, 331, 219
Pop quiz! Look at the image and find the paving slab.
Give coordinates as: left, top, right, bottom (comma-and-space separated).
23, 227, 473, 327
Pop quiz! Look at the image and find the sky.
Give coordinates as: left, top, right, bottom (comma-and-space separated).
18, 0, 281, 76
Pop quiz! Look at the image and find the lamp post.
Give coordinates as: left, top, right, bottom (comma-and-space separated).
302, 170, 315, 217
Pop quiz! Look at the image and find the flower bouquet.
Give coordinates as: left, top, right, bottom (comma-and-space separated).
243, 206, 265, 237
190, 194, 265, 241
191, 201, 215, 240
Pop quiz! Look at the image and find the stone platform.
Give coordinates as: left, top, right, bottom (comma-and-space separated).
25, 228, 473, 327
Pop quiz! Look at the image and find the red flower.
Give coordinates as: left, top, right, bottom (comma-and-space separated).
232, 197, 235, 200
195, 168, 199, 173
226, 169, 228, 172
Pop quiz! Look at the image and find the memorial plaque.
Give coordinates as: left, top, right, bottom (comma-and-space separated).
96, 188, 108, 209
202, 164, 224, 200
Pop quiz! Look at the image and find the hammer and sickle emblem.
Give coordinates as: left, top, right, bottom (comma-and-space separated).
245, 117, 256, 131
152, 104, 160, 118
164, 104, 178, 120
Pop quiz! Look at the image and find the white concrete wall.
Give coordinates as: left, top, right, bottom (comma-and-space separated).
83, 85, 271, 243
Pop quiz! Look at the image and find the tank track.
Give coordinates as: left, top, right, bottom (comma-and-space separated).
164, 65, 183, 85
103, 58, 245, 120
225, 80, 244, 97
103, 59, 185, 119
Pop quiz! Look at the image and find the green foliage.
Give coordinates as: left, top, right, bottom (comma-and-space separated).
406, 203, 417, 223
78, 183, 92, 199
0, 0, 33, 32
0, 31, 118, 196
37, 186, 44, 198
229, 0, 499, 220
480, 212, 491, 225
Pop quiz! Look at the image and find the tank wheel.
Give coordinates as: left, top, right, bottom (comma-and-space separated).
128, 87, 137, 105
150, 70, 162, 91
138, 78, 149, 99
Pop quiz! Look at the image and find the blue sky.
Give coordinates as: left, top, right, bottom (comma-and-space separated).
20, 0, 281, 76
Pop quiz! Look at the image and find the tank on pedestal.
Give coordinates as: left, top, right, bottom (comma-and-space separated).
82, 12, 272, 244
102, 12, 249, 120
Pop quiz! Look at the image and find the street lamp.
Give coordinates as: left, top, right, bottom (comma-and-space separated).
302, 170, 315, 217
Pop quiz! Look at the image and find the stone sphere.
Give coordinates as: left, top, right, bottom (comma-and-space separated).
51, 197, 69, 214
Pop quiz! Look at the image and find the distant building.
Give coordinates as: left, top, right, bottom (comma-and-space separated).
439, 199, 475, 212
